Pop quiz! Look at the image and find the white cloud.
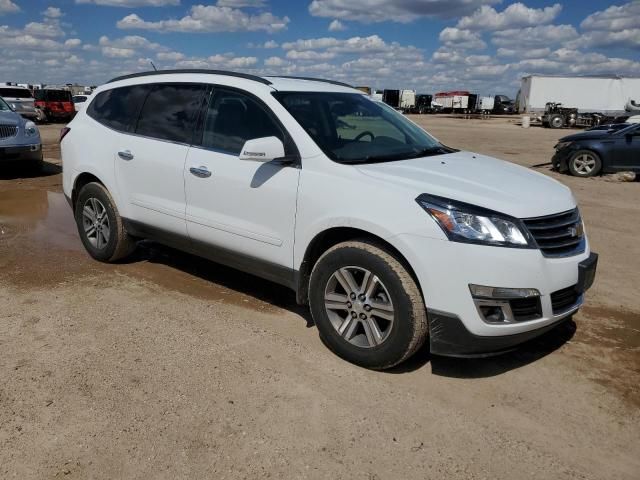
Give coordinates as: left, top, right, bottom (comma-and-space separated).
439, 27, 486, 50
457, 2, 562, 31
216, 0, 266, 6
328, 19, 346, 32
42, 7, 63, 18
577, 2, 640, 50
308, 0, 500, 23
0, 0, 19, 15
264, 56, 288, 67
24, 21, 65, 37
76, 0, 180, 6
102, 46, 136, 58
117, 5, 289, 33
286, 49, 336, 61
156, 51, 185, 61
492, 24, 579, 49
65, 38, 83, 48
497, 47, 550, 59
581, 2, 640, 31
99, 34, 165, 51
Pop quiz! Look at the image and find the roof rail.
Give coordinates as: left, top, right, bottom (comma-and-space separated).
107, 69, 273, 85
267, 75, 354, 88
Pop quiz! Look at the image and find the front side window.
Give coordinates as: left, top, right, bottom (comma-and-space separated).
135, 83, 205, 144
200, 89, 284, 155
274, 92, 447, 164
87, 85, 150, 132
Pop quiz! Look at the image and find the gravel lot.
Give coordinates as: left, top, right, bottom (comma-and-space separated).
1, 117, 638, 479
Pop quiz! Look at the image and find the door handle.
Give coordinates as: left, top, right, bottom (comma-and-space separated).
118, 150, 134, 161
189, 166, 212, 178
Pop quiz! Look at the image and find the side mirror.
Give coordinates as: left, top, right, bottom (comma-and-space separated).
239, 136, 285, 162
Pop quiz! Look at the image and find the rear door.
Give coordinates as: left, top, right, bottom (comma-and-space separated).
184, 87, 300, 277
113, 82, 206, 236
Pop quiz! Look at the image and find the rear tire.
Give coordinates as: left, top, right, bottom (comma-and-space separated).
568, 150, 602, 177
309, 240, 428, 370
74, 182, 136, 262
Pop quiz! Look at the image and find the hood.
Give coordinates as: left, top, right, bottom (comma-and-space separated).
559, 130, 612, 142
355, 151, 575, 218
0, 110, 22, 125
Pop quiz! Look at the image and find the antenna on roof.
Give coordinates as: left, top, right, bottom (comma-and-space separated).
150, 61, 158, 72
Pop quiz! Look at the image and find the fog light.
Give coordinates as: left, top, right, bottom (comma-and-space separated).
470, 284, 541, 324
479, 305, 505, 323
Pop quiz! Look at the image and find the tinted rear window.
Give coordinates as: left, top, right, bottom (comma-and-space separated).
0, 88, 32, 99
43, 90, 72, 102
87, 85, 150, 132
135, 83, 205, 144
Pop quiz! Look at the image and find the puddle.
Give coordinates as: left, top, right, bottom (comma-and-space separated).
0, 189, 80, 250
578, 304, 640, 350
0, 187, 298, 315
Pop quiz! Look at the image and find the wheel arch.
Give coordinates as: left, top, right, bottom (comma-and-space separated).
295, 226, 423, 306
72, 172, 105, 208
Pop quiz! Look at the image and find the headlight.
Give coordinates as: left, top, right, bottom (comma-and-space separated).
24, 121, 39, 137
416, 194, 534, 248
554, 141, 572, 150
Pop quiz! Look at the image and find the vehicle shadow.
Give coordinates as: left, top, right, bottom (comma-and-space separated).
128, 241, 314, 327
121, 241, 575, 376
387, 319, 576, 376
0, 160, 61, 180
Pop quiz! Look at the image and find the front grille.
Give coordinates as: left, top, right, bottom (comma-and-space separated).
0, 124, 18, 139
551, 285, 580, 314
522, 209, 584, 257
509, 297, 542, 321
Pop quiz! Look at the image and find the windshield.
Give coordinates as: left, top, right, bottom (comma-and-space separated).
0, 87, 32, 99
274, 92, 450, 164
0, 96, 11, 111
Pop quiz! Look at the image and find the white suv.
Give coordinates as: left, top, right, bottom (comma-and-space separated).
61, 70, 597, 369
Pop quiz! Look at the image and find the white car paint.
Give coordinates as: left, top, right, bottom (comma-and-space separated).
61, 72, 592, 350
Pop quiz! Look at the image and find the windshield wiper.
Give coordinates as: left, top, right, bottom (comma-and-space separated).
337, 145, 455, 165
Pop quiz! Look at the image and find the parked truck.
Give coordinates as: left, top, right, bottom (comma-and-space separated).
517, 75, 640, 116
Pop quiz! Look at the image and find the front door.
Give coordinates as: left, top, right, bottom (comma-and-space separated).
184, 87, 300, 280
609, 125, 640, 170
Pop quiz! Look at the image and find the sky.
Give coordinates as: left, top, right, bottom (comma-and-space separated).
1, 0, 639, 96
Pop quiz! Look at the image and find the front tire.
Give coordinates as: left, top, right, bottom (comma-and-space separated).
568, 150, 602, 177
309, 240, 428, 370
74, 182, 136, 262
548, 114, 564, 129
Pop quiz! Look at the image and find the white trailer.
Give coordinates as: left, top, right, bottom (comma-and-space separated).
477, 96, 495, 113
399, 90, 416, 111
517, 75, 640, 115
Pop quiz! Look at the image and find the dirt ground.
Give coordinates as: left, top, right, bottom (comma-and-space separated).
1, 117, 638, 479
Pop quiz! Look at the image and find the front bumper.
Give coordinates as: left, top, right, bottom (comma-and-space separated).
552, 149, 572, 171
0, 144, 43, 163
392, 233, 597, 356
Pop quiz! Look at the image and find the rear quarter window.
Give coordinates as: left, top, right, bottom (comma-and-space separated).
87, 85, 150, 132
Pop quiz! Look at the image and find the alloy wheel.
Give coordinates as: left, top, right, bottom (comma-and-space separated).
572, 153, 597, 175
82, 197, 110, 250
324, 266, 395, 348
